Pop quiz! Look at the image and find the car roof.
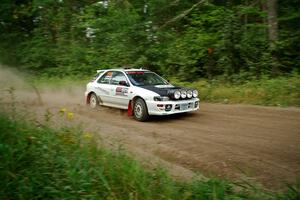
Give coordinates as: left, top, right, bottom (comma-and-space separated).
96, 68, 149, 73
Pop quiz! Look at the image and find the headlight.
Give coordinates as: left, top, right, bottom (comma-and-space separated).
192, 90, 198, 98
187, 90, 193, 98
174, 90, 181, 99
154, 96, 169, 101
181, 90, 187, 98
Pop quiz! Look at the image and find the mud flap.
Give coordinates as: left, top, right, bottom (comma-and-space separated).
127, 101, 133, 116
86, 94, 90, 105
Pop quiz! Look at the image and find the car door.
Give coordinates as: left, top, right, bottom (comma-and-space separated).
94, 71, 114, 104
109, 71, 130, 108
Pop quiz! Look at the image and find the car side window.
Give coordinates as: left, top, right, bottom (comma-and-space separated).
111, 71, 128, 85
98, 71, 113, 84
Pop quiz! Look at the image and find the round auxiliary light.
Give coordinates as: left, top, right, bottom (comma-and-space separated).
192, 90, 198, 98
187, 90, 193, 98
174, 90, 181, 99
181, 90, 187, 98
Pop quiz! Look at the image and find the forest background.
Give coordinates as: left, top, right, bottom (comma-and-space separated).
0, 0, 299, 105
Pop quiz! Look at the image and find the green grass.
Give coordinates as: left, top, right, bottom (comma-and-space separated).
0, 112, 299, 199
172, 74, 300, 107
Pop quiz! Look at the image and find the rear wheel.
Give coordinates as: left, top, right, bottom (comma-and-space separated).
89, 93, 99, 109
133, 98, 149, 122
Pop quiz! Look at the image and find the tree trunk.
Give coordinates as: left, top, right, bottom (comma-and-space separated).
266, 0, 279, 75
267, 0, 278, 47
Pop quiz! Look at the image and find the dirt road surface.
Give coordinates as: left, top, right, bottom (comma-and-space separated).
0, 69, 299, 190
78, 103, 300, 190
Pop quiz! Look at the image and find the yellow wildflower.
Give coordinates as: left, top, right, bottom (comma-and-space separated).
83, 132, 93, 140
67, 112, 74, 120
59, 108, 67, 115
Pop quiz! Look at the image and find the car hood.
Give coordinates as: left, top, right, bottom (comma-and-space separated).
138, 85, 181, 97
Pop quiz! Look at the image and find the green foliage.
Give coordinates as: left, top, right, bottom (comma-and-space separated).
0, 111, 299, 199
0, 0, 299, 79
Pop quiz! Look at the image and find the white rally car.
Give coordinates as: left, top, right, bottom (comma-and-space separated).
85, 68, 199, 121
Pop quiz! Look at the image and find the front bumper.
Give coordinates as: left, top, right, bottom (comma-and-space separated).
146, 98, 200, 116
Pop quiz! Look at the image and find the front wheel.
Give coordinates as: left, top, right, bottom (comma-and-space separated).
133, 98, 149, 122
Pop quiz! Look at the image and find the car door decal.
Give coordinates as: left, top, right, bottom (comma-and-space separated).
116, 87, 128, 96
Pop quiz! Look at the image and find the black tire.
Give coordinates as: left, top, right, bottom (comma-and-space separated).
133, 98, 149, 122
89, 93, 99, 109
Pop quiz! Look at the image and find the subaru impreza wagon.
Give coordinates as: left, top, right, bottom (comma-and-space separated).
85, 68, 199, 121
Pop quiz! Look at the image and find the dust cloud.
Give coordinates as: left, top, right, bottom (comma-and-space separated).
0, 65, 27, 89
0, 65, 85, 106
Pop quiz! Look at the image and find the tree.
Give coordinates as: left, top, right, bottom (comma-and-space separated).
267, 0, 278, 47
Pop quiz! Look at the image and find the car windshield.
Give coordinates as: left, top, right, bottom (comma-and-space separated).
126, 71, 169, 86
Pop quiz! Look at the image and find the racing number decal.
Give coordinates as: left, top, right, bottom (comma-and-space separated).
116, 87, 128, 96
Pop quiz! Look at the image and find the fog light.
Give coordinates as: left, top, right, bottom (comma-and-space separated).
195, 101, 199, 108
165, 104, 172, 111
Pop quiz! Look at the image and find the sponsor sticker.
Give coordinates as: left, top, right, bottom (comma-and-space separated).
116, 87, 128, 96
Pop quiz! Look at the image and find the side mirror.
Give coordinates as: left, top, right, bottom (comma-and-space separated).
119, 80, 129, 86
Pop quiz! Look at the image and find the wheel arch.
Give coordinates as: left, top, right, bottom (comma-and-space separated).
128, 95, 147, 116
132, 95, 144, 103
86, 91, 96, 105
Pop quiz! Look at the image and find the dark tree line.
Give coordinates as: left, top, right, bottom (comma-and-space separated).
0, 0, 299, 80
